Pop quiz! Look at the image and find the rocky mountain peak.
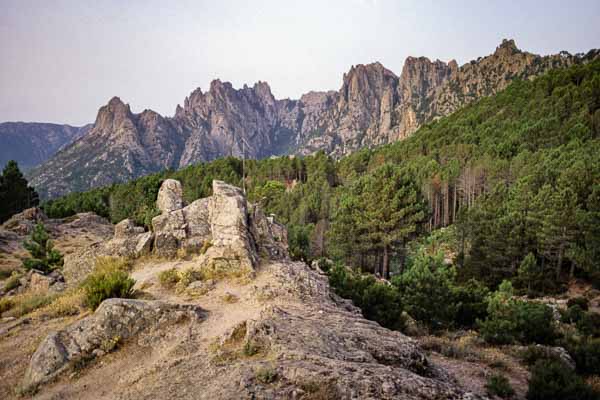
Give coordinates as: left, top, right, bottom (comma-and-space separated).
495, 38, 520, 54
94, 96, 135, 134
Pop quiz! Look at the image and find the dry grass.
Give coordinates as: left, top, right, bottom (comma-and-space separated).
221, 292, 239, 304
0, 292, 56, 318
30, 288, 86, 319
298, 379, 341, 400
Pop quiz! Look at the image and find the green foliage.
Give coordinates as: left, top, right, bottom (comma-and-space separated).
22, 223, 63, 274
567, 296, 589, 311
35, 59, 600, 307
329, 164, 426, 277
478, 281, 557, 345
82, 257, 135, 310
566, 338, 600, 375
328, 264, 406, 331
452, 278, 490, 329
520, 345, 563, 367
526, 359, 598, 400
158, 268, 180, 288
255, 367, 278, 384
392, 253, 457, 331
485, 374, 515, 399
0, 160, 39, 223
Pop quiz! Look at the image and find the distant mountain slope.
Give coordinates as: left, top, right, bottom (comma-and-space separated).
0, 122, 91, 170
29, 40, 599, 198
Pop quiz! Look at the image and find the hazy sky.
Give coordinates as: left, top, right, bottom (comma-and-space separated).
1, 0, 599, 125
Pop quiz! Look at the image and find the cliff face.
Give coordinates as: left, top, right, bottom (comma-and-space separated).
29, 40, 599, 197
0, 122, 91, 170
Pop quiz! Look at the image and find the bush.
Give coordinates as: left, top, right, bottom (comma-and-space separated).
485, 374, 515, 399
516, 301, 558, 345
576, 312, 600, 337
567, 296, 589, 311
452, 278, 490, 328
479, 281, 557, 345
392, 253, 457, 331
562, 304, 586, 324
565, 338, 600, 376
158, 268, 180, 288
22, 223, 63, 274
526, 359, 598, 400
82, 257, 135, 310
521, 345, 563, 367
328, 264, 405, 331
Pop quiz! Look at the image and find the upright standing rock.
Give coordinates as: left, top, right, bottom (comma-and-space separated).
202, 180, 257, 276
156, 179, 183, 213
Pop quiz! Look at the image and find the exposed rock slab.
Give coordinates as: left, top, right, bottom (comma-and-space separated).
21, 299, 204, 392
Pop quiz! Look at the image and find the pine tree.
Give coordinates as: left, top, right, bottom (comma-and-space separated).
0, 160, 39, 223
330, 164, 426, 278
22, 223, 63, 274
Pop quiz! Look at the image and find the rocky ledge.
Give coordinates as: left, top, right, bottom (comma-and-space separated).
21, 182, 482, 399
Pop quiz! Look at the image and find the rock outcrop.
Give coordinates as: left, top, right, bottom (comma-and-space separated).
21, 182, 481, 399
29, 41, 599, 198
21, 299, 204, 392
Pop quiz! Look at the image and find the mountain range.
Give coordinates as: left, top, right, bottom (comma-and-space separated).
15, 39, 599, 198
0, 122, 91, 170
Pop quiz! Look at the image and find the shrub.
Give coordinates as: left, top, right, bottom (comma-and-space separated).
567, 296, 590, 311
158, 268, 180, 288
452, 278, 490, 328
565, 338, 600, 375
576, 312, 600, 337
485, 374, 515, 399
3, 271, 21, 292
516, 302, 557, 345
562, 304, 586, 324
520, 345, 563, 367
82, 257, 135, 310
328, 264, 405, 331
0, 297, 14, 315
255, 366, 278, 384
526, 359, 598, 400
22, 223, 63, 274
392, 253, 456, 331
479, 281, 557, 345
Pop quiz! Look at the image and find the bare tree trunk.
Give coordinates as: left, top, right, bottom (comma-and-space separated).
383, 245, 390, 279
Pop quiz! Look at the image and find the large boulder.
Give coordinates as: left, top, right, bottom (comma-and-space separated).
1, 207, 47, 235
152, 183, 211, 256
250, 204, 289, 260
21, 299, 204, 392
156, 179, 183, 213
201, 181, 257, 276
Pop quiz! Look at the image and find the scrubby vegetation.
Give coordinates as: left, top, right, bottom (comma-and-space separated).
14, 56, 599, 399
81, 257, 135, 310
22, 223, 63, 274
485, 373, 515, 399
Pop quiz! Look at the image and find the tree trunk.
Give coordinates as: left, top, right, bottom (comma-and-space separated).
556, 243, 564, 281
383, 244, 390, 279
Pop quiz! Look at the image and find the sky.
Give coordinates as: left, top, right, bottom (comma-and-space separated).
1, 0, 599, 126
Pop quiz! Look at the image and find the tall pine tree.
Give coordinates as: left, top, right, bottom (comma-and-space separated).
0, 160, 39, 223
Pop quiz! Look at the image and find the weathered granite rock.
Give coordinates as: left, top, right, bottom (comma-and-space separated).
114, 218, 144, 238
152, 193, 211, 255
1, 207, 47, 235
156, 179, 183, 213
201, 180, 257, 276
21, 299, 204, 391
250, 204, 288, 260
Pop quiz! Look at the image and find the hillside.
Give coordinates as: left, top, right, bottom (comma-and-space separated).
0, 122, 91, 170
28, 40, 599, 198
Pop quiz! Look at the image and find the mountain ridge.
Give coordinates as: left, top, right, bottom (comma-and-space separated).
27, 40, 600, 198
